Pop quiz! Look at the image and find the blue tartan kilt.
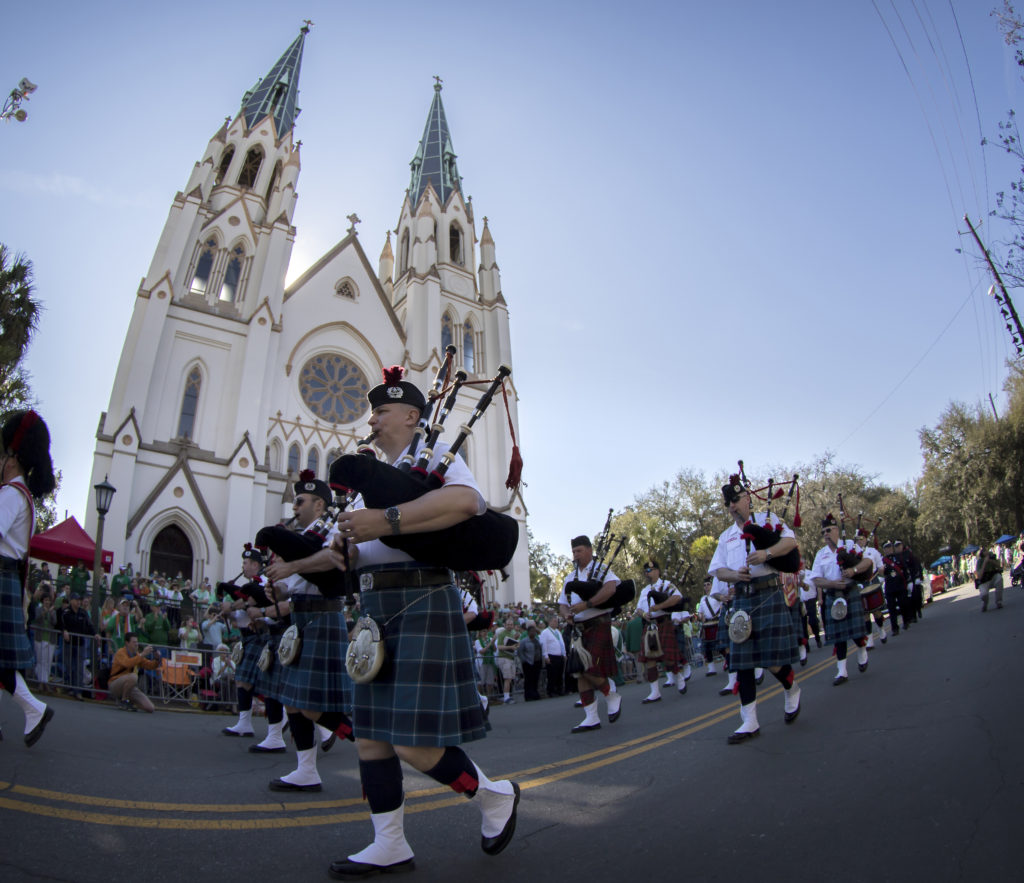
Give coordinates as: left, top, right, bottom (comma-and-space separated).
824, 591, 868, 644
235, 632, 266, 687
727, 588, 799, 670
0, 566, 35, 670
254, 631, 285, 699
355, 577, 486, 747
277, 603, 351, 712
716, 606, 731, 655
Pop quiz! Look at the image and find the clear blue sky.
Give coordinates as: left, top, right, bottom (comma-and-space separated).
1, 1, 1020, 556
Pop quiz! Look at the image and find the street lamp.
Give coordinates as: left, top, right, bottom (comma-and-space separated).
1, 77, 37, 123
91, 476, 116, 626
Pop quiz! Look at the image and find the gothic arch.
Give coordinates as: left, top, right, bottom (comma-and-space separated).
175, 359, 209, 441
267, 437, 283, 472
237, 144, 264, 189
449, 221, 464, 266
215, 146, 235, 186
135, 507, 211, 585
399, 228, 410, 274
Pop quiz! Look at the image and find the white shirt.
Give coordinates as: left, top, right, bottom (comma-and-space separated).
0, 478, 32, 559
798, 569, 818, 602
539, 626, 566, 657
460, 589, 479, 616
708, 512, 795, 580
340, 439, 486, 569
559, 559, 619, 622
861, 545, 883, 579
637, 578, 680, 620
697, 592, 722, 620
807, 540, 861, 589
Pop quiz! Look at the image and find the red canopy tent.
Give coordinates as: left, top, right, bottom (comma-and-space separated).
29, 516, 114, 572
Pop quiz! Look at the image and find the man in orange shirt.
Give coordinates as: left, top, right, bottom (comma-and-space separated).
108, 633, 161, 712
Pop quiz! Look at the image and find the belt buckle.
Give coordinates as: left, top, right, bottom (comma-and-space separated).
359, 573, 374, 592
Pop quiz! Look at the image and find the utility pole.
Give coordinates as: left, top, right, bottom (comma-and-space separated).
963, 214, 1024, 359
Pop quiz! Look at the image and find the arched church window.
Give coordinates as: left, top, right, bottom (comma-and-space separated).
326, 448, 342, 480
265, 160, 282, 203
189, 238, 217, 296
219, 245, 245, 302
463, 319, 476, 375
441, 311, 454, 353
298, 353, 370, 425
268, 438, 283, 472
287, 443, 301, 475
399, 229, 410, 274
215, 147, 234, 185
177, 366, 202, 439
307, 447, 319, 476
449, 223, 463, 266
238, 145, 264, 189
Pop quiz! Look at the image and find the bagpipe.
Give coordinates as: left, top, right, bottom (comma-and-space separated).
647, 541, 690, 609
736, 461, 802, 573
255, 509, 353, 599
457, 570, 495, 632
564, 510, 637, 613
328, 353, 521, 571
835, 494, 868, 586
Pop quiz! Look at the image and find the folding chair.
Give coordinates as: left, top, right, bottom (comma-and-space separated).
160, 660, 194, 704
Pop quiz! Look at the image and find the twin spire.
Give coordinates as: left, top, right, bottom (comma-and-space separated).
238, 29, 463, 200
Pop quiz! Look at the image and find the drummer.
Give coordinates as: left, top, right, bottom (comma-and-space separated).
856, 528, 886, 646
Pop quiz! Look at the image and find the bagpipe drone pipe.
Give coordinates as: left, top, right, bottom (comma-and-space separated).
564, 522, 636, 613
327, 361, 521, 572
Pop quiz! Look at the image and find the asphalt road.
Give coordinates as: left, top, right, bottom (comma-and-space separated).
1, 580, 1020, 883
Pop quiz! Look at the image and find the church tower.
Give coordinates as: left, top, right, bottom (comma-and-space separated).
389, 80, 526, 603
85, 28, 310, 581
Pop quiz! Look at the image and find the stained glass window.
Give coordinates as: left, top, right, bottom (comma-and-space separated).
287, 443, 300, 475
219, 245, 245, 302
441, 312, 454, 353
189, 239, 217, 295
298, 353, 370, 425
177, 367, 201, 439
463, 320, 475, 374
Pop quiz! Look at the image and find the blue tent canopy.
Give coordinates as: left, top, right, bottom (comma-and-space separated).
930, 555, 952, 568
961, 544, 980, 555
996, 534, 1017, 545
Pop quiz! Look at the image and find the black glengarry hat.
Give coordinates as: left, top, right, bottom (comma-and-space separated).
368, 365, 427, 414
294, 469, 331, 507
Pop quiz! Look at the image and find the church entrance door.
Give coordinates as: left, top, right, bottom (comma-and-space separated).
150, 524, 193, 583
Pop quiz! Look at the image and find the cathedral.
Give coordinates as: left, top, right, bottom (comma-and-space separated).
84, 26, 528, 605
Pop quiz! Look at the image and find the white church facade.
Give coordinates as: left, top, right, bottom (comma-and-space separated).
85, 27, 528, 605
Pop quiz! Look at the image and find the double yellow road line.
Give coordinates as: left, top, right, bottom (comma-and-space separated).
0, 656, 833, 829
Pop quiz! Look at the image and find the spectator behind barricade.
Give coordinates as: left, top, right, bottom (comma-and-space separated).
477, 625, 497, 697
143, 604, 172, 648
108, 633, 161, 712
110, 565, 132, 600
495, 615, 521, 704
201, 606, 227, 649
178, 617, 202, 649
31, 593, 58, 689
105, 596, 143, 650
58, 593, 95, 699
55, 564, 71, 595
191, 578, 215, 611
212, 643, 235, 701
517, 624, 542, 701
69, 560, 90, 598
165, 580, 184, 629
539, 615, 567, 697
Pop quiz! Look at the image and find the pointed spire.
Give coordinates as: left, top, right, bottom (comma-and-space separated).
408, 77, 462, 208
240, 25, 309, 137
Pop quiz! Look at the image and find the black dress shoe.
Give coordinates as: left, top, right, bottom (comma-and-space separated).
573, 699, 583, 707
833, 675, 848, 686
784, 704, 801, 724
608, 707, 621, 724
800, 656, 807, 667
321, 732, 338, 753
24, 706, 54, 748
677, 683, 687, 695
328, 857, 415, 879
249, 744, 287, 753
222, 727, 254, 737
858, 661, 869, 673
705, 670, 717, 677
641, 696, 662, 704
481, 782, 521, 856
727, 729, 759, 744
755, 673, 765, 685
571, 722, 601, 734
718, 686, 733, 696
269, 778, 323, 792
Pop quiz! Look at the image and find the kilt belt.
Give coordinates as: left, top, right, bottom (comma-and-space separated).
734, 573, 782, 596
0, 556, 21, 572
290, 596, 342, 613
359, 567, 453, 591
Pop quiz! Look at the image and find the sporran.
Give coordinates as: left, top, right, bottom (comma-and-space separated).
277, 623, 302, 666
345, 615, 386, 684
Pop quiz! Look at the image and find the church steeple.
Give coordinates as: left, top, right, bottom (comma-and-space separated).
408, 78, 462, 207
240, 24, 309, 137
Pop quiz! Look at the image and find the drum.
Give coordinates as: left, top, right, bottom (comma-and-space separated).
701, 622, 719, 644
861, 583, 885, 614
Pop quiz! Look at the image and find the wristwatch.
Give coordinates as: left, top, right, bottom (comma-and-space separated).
384, 506, 402, 535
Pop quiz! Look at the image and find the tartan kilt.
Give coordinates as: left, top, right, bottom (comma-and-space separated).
716, 606, 731, 655
254, 631, 285, 699
355, 578, 485, 747
727, 588, 799, 670
277, 603, 351, 712
639, 617, 681, 666
824, 590, 867, 644
235, 632, 266, 687
0, 566, 35, 670
579, 613, 618, 679
673, 625, 692, 664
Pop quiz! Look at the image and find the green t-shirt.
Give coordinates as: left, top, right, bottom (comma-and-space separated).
495, 627, 520, 659
144, 612, 171, 647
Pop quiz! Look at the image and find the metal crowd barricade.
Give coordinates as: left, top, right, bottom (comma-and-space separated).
24, 626, 240, 713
